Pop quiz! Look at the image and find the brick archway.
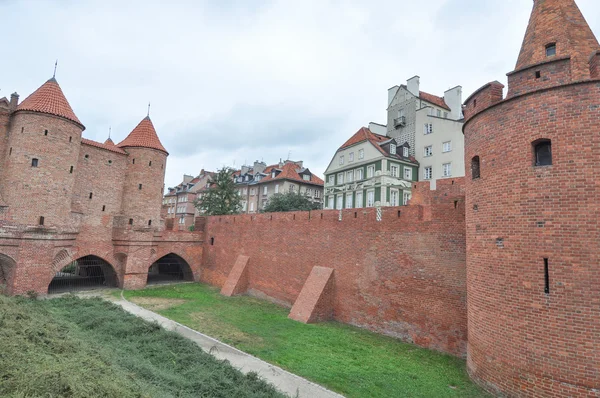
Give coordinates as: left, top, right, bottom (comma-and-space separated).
147, 253, 194, 285
0, 253, 17, 294
148, 248, 200, 282
47, 249, 122, 293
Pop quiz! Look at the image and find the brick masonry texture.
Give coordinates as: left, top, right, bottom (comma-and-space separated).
220, 255, 250, 296
202, 178, 468, 356
288, 266, 335, 324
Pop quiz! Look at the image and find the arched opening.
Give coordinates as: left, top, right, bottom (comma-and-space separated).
0, 254, 16, 295
48, 255, 118, 294
147, 254, 193, 285
471, 156, 481, 179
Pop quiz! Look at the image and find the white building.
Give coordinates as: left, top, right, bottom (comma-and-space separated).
380, 76, 465, 188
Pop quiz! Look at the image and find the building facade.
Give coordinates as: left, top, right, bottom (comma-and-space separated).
163, 170, 214, 229
235, 160, 324, 213
381, 77, 464, 188
324, 127, 418, 209
463, 0, 600, 396
0, 76, 203, 295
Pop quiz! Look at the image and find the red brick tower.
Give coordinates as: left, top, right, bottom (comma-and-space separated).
118, 116, 168, 229
1, 78, 85, 226
463, 1, 600, 396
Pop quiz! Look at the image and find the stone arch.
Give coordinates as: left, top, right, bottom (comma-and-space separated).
147, 253, 194, 285
48, 254, 120, 294
0, 253, 17, 295
46, 249, 123, 293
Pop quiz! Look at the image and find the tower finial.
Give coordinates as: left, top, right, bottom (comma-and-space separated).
108, 126, 111, 139
53, 60, 58, 78
147, 102, 151, 118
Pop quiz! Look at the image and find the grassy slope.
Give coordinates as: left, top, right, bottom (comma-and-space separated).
0, 295, 285, 398
124, 284, 487, 398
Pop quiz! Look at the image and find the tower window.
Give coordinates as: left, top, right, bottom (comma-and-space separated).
148, 220, 152, 226
84, 154, 89, 159
89, 192, 93, 199
21, 127, 24, 133
535, 71, 541, 79
9, 148, 12, 156
149, 161, 152, 166
128, 218, 133, 225
108, 160, 112, 165
31, 158, 39, 167
132, 158, 135, 164
533, 139, 552, 166
471, 156, 481, 179
44, 129, 48, 136
69, 166, 73, 174
69, 136, 72, 142
546, 43, 556, 57
39, 216, 45, 226
544, 258, 550, 294
102, 205, 106, 212
138, 184, 143, 190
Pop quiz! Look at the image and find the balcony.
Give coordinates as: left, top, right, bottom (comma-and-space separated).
394, 116, 406, 128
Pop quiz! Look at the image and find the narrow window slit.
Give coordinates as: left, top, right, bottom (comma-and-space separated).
544, 258, 550, 294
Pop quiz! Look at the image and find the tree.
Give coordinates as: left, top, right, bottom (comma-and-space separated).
194, 167, 242, 216
262, 191, 322, 213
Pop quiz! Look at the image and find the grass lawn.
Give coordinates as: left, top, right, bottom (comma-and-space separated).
0, 294, 285, 398
123, 283, 488, 398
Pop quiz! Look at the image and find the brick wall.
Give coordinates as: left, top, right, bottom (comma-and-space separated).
464, 80, 600, 397
202, 179, 467, 356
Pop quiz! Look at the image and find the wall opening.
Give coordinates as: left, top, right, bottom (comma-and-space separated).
39, 216, 44, 226
544, 258, 550, 294
128, 218, 133, 225
545, 43, 556, 57
535, 71, 541, 79
48, 255, 118, 294
147, 254, 193, 285
0, 254, 16, 295
102, 205, 106, 212
471, 156, 481, 179
533, 139, 552, 166
70, 166, 74, 174
210, 237, 214, 245
139, 184, 143, 190
9, 148, 12, 156
69, 136, 72, 142
31, 158, 38, 167
44, 129, 48, 136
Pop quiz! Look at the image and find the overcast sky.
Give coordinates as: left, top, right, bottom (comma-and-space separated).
2, 0, 599, 189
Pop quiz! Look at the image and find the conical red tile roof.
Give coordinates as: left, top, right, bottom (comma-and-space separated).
516, 0, 599, 79
117, 116, 168, 154
17, 77, 83, 127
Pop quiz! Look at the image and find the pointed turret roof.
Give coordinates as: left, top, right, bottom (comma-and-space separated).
515, 0, 600, 79
17, 77, 83, 127
117, 116, 168, 154
104, 137, 115, 145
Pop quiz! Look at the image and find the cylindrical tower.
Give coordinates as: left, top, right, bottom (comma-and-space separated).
118, 116, 168, 228
1, 78, 84, 226
463, 1, 600, 397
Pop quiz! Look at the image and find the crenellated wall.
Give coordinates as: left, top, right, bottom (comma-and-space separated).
202, 179, 468, 356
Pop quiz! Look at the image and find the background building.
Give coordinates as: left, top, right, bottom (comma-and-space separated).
324, 127, 418, 209
163, 169, 214, 229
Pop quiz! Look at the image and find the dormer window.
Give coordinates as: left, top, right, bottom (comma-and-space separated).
403, 147, 409, 157
390, 144, 397, 155
545, 43, 556, 57
303, 174, 310, 181
271, 171, 276, 178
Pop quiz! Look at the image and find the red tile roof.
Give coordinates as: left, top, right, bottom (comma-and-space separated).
118, 116, 168, 154
339, 127, 388, 155
81, 138, 128, 155
259, 162, 324, 186
419, 91, 450, 111
17, 78, 83, 126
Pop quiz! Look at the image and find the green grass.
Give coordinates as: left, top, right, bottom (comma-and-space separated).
0, 294, 285, 398
123, 284, 488, 398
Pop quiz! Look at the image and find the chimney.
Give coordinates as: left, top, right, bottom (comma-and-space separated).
241, 165, 249, 175
407, 76, 420, 97
388, 85, 400, 106
443, 86, 463, 120
9, 92, 19, 111
253, 160, 266, 174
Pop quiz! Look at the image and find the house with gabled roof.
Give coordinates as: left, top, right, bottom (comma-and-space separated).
162, 169, 215, 229
324, 127, 418, 210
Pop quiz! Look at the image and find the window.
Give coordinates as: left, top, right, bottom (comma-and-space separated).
424, 166, 433, 180
366, 190, 375, 207
129, 218, 134, 225
442, 162, 452, 177
444, 112, 448, 118
535, 70, 541, 79
346, 171, 353, 183
148, 220, 152, 226
471, 156, 481, 179
404, 167, 412, 180
275, 184, 279, 193
263, 186, 268, 195
403, 147, 409, 157
355, 191, 363, 208
355, 168, 364, 180
358, 149, 364, 159
69, 166, 73, 174
9, 147, 12, 156
44, 129, 48, 136
328, 175, 335, 185
390, 189, 399, 206
336, 195, 343, 210
250, 202, 254, 211
289, 185, 296, 192
303, 174, 310, 181
403, 192, 412, 205
424, 146, 433, 157
338, 173, 344, 184
437, 109, 441, 117
349, 152, 354, 162
31, 158, 38, 167
108, 160, 112, 165
390, 165, 399, 177
328, 196, 334, 209
250, 188, 255, 195
346, 193, 353, 209
367, 165, 375, 178
149, 161, 152, 166
306, 188, 312, 196
339, 155, 344, 165
424, 123, 433, 134
443, 141, 452, 153
398, 108, 405, 118
546, 43, 556, 57
534, 139, 552, 166
315, 190, 320, 198
89, 192, 93, 199
390, 144, 396, 155
39, 216, 45, 226
69, 136, 72, 142
138, 184, 143, 190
